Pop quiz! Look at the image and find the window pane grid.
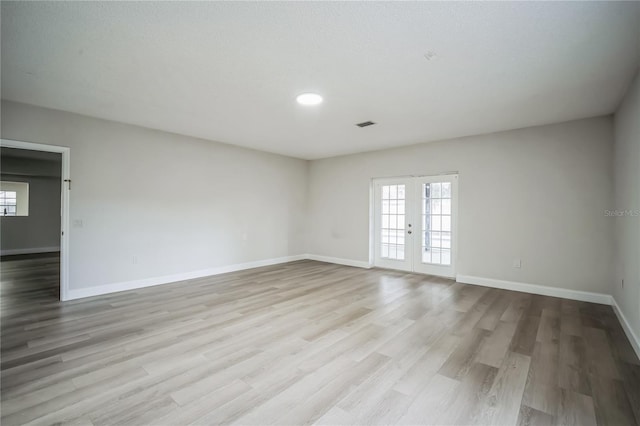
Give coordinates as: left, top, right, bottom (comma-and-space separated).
380, 184, 406, 261
421, 182, 452, 266
0, 191, 18, 216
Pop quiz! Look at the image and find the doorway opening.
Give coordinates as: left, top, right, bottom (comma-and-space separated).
372, 174, 458, 278
0, 139, 70, 301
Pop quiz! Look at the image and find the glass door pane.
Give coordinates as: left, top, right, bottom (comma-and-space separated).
421, 182, 452, 266
413, 174, 457, 278
380, 184, 406, 260
373, 175, 455, 277
373, 179, 414, 272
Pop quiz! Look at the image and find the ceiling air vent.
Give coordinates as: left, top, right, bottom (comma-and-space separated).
356, 121, 376, 128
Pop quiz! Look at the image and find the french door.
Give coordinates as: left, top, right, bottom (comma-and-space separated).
373, 174, 457, 278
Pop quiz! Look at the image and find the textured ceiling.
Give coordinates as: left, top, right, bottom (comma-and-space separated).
2, 2, 639, 159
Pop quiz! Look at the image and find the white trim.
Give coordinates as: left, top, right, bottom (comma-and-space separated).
66, 255, 307, 300
1, 247, 60, 256
611, 297, 640, 360
305, 254, 372, 269
456, 274, 612, 305
1, 139, 70, 301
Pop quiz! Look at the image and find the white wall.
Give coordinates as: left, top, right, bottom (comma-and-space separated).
0, 100, 619, 303
613, 71, 640, 341
307, 117, 614, 294
1, 101, 307, 292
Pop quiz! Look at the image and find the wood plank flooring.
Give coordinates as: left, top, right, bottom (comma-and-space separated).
1, 254, 639, 425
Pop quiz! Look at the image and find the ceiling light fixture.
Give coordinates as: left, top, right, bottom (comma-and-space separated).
296, 93, 323, 106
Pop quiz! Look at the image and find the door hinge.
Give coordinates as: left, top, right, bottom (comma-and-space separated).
64, 179, 72, 190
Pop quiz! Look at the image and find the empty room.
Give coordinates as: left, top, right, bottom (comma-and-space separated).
1, 1, 639, 425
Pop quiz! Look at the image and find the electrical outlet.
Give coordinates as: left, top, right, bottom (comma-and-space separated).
513, 259, 521, 268
73, 219, 83, 228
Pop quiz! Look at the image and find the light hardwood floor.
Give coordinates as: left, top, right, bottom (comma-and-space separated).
1, 254, 639, 426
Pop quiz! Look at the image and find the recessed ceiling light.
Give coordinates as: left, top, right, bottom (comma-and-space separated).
296, 93, 323, 106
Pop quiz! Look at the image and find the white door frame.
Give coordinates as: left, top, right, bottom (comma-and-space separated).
371, 173, 458, 278
1, 138, 71, 301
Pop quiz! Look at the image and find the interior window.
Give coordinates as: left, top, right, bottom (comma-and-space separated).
0, 182, 29, 216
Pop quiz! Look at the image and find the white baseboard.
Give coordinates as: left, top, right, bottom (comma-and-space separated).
611, 297, 640, 360
305, 254, 371, 269
66, 254, 307, 300
1, 246, 60, 256
456, 274, 612, 305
